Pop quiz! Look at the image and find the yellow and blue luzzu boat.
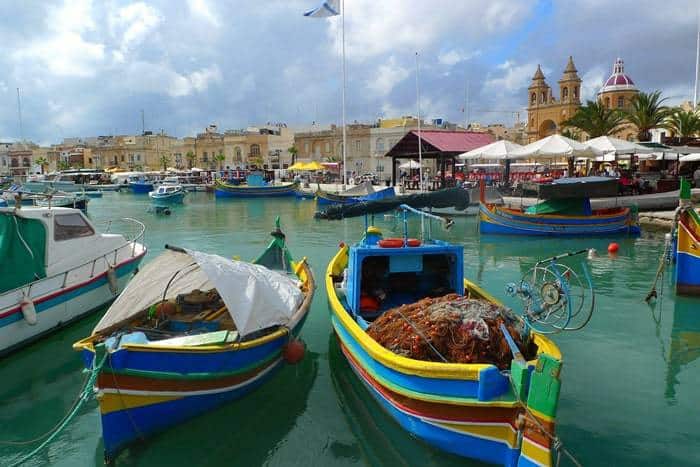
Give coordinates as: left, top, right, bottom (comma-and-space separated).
675, 178, 700, 296
73, 219, 314, 462
326, 221, 563, 466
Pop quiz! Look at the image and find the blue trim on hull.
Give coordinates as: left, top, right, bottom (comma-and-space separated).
101, 359, 283, 461
480, 219, 639, 236
675, 251, 700, 289
214, 188, 296, 198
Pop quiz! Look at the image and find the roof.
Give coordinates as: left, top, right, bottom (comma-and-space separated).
409, 130, 494, 153
599, 58, 637, 94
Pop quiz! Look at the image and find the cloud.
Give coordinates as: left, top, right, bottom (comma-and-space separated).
187, 0, 220, 27
580, 66, 606, 102
110, 2, 163, 54
437, 49, 481, 66
484, 61, 541, 94
366, 56, 410, 96
122, 62, 222, 97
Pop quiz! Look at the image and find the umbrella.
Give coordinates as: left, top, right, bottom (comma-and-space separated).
303, 161, 324, 171
510, 134, 598, 160
399, 160, 422, 169
457, 140, 523, 160
190, 167, 203, 172
584, 136, 653, 156
288, 162, 307, 170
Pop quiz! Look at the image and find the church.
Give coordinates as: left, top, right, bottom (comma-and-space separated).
526, 57, 640, 142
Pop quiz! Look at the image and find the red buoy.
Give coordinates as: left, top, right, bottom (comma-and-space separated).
607, 242, 619, 254
283, 339, 305, 364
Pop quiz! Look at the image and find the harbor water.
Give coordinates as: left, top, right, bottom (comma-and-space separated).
1, 191, 698, 466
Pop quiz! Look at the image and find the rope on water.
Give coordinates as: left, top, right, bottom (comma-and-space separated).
645, 212, 678, 302
503, 370, 583, 467
4, 353, 108, 467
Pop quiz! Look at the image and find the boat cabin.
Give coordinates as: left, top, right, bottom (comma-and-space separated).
0, 207, 128, 293
345, 228, 464, 323
154, 185, 182, 195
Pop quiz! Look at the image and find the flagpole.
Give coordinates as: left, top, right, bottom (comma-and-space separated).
415, 52, 422, 193
694, 10, 699, 110
341, 0, 347, 189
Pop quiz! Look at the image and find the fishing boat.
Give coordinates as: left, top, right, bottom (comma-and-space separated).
479, 177, 640, 236
128, 175, 155, 194
34, 191, 90, 213
215, 173, 298, 198
73, 218, 315, 462
326, 205, 571, 466
0, 206, 146, 355
148, 184, 186, 204
316, 182, 396, 206
674, 178, 700, 296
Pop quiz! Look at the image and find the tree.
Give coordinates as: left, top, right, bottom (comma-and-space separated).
215, 150, 226, 170
624, 90, 670, 142
57, 160, 70, 171
561, 100, 627, 138
288, 145, 298, 165
664, 108, 700, 144
160, 154, 171, 171
35, 157, 48, 174
186, 151, 196, 169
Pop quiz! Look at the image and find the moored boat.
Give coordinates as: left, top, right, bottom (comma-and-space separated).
34, 191, 90, 213
148, 184, 186, 204
0, 206, 146, 355
325, 206, 566, 466
128, 175, 155, 194
215, 173, 298, 198
316, 183, 396, 206
674, 178, 700, 296
479, 177, 640, 236
73, 218, 315, 462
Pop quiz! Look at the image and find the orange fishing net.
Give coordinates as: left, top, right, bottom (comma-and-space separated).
366, 294, 534, 369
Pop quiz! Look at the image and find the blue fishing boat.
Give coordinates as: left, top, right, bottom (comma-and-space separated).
479, 177, 640, 236
325, 205, 579, 466
675, 179, 700, 296
73, 218, 315, 462
215, 173, 298, 198
128, 175, 154, 194
148, 184, 186, 204
316, 183, 395, 206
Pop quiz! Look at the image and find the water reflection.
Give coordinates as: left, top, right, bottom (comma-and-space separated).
663, 297, 700, 404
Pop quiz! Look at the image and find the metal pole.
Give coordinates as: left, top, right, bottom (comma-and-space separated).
16, 88, 24, 142
341, 0, 347, 189
694, 11, 700, 109
415, 52, 423, 192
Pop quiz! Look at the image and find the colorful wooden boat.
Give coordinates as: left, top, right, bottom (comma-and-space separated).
675, 178, 700, 296
1, 207, 146, 355
316, 185, 396, 206
73, 219, 315, 462
325, 209, 563, 466
479, 202, 640, 236
215, 179, 298, 198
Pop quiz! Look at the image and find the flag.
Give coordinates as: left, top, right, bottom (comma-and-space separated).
303, 0, 340, 17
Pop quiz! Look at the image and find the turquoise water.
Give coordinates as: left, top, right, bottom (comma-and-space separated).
1, 192, 699, 466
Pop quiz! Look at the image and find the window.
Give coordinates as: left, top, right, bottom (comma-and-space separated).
531, 93, 536, 104
573, 87, 579, 99
541, 92, 546, 103
376, 138, 385, 153
202, 151, 208, 162
11, 158, 18, 167
562, 87, 568, 101
121, 155, 125, 162
251, 144, 260, 157
54, 213, 94, 241
604, 97, 610, 108
304, 142, 310, 154
617, 96, 624, 108
355, 140, 361, 152
324, 142, 330, 152
235, 147, 242, 161
22, 157, 30, 167
136, 154, 141, 161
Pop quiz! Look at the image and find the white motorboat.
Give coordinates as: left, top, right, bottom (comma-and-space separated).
0, 205, 146, 355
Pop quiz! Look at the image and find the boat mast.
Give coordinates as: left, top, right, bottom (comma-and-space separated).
415, 52, 423, 192
465, 75, 470, 130
694, 11, 699, 109
341, 0, 347, 189
16, 88, 24, 142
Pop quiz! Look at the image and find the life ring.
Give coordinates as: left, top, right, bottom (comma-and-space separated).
378, 237, 421, 248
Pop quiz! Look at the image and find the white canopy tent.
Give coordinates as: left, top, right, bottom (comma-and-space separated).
510, 134, 599, 160
93, 249, 303, 338
399, 160, 423, 169
457, 140, 524, 161
680, 153, 700, 162
584, 136, 653, 156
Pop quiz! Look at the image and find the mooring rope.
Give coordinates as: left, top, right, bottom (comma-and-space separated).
4, 352, 108, 467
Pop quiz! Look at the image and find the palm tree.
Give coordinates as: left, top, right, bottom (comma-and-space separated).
214, 150, 226, 170
664, 108, 700, 144
185, 151, 196, 169
288, 145, 298, 165
35, 157, 48, 174
160, 154, 171, 171
562, 100, 627, 138
625, 90, 670, 141
57, 160, 70, 171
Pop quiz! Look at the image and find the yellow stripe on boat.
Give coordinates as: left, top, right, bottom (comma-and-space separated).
430, 420, 519, 448
98, 392, 181, 415
521, 436, 553, 466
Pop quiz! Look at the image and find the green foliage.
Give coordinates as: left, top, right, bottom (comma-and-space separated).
624, 90, 670, 141
35, 157, 48, 174
185, 151, 196, 168
159, 154, 171, 171
57, 160, 70, 171
214, 151, 226, 169
561, 100, 626, 138
664, 108, 700, 141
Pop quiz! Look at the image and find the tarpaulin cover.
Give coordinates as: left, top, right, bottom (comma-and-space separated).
93, 249, 303, 337
0, 212, 46, 294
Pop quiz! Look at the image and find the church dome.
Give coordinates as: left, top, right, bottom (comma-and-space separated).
598, 58, 637, 94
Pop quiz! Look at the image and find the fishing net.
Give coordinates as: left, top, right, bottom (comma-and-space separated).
366, 294, 535, 369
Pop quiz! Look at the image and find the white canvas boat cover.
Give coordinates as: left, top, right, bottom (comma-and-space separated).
93, 249, 303, 338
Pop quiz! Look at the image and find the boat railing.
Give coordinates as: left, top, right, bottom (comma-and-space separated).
3, 218, 146, 301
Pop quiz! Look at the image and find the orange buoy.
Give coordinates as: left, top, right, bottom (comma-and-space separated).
283, 339, 305, 364
607, 242, 619, 254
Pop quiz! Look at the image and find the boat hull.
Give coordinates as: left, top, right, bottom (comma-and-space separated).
325, 246, 561, 466
149, 192, 185, 204
675, 208, 700, 295
0, 251, 144, 355
214, 182, 298, 198
479, 203, 640, 236
129, 182, 154, 194
316, 186, 396, 206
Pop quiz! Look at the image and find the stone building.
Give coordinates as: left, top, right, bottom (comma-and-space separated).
294, 123, 372, 177
596, 58, 639, 140
526, 56, 582, 142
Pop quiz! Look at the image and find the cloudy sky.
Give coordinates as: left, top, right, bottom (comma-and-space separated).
0, 0, 698, 144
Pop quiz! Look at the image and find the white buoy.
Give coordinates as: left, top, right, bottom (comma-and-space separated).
20, 294, 37, 325
587, 248, 598, 259
106, 266, 118, 295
